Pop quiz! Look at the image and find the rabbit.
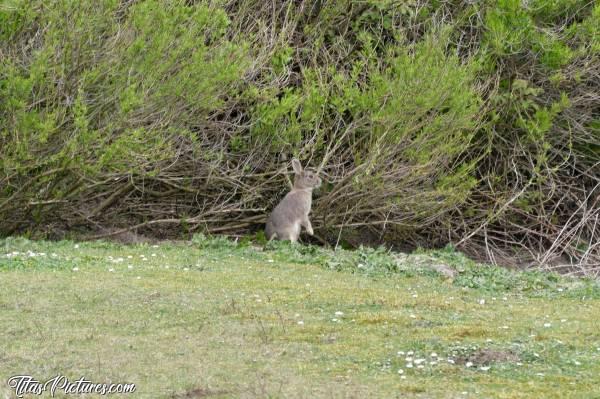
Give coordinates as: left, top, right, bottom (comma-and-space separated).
265, 158, 322, 242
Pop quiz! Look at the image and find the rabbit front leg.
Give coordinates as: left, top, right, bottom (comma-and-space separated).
301, 217, 314, 236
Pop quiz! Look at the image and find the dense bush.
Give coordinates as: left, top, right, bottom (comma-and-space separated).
1, 0, 598, 272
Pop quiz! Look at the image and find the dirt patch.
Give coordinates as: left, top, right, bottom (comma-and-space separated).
171, 388, 229, 398
455, 348, 519, 366
394, 254, 458, 279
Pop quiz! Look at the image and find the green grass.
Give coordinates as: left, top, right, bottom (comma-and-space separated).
1, 236, 599, 398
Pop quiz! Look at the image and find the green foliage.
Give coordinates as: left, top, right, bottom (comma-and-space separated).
570, 3, 600, 53
324, 246, 400, 275
484, 0, 534, 56
427, 246, 600, 298
1, 0, 250, 224
1, 0, 598, 270
192, 233, 241, 250
251, 88, 304, 149
483, 0, 581, 67
1, 0, 248, 170
0, 0, 38, 40
250, 32, 482, 223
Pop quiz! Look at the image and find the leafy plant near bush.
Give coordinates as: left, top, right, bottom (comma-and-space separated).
1, 0, 598, 272
187, 234, 600, 298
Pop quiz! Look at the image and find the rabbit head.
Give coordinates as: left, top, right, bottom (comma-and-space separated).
292, 158, 322, 190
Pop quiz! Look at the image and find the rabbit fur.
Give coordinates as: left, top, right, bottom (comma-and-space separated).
265, 159, 322, 242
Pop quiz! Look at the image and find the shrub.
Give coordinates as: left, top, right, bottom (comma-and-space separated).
1, 0, 598, 272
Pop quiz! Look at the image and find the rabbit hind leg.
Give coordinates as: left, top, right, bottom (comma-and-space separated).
279, 222, 301, 243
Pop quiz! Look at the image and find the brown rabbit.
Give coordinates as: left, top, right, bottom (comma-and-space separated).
265, 159, 322, 242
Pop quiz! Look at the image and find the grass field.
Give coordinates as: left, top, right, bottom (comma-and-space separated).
1, 236, 599, 398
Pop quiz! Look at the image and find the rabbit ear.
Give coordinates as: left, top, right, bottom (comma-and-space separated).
291, 158, 303, 174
